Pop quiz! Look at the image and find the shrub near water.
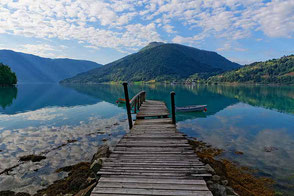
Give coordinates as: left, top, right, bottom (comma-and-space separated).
0, 63, 17, 85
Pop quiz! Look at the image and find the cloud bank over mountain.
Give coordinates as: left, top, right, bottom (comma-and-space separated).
0, 0, 293, 64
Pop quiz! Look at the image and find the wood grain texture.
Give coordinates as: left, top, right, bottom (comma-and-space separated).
91, 99, 212, 196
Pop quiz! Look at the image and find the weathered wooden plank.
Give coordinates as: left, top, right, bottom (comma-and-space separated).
123, 137, 186, 140
99, 177, 207, 184
114, 147, 192, 152
105, 156, 199, 160
103, 162, 203, 166
107, 158, 200, 162
90, 99, 212, 196
123, 137, 184, 140
132, 126, 175, 129
98, 171, 211, 177
101, 166, 205, 171
130, 129, 177, 131
99, 169, 208, 175
125, 134, 184, 137
131, 125, 176, 128
136, 113, 169, 117
142, 101, 165, 104
116, 144, 190, 148
139, 107, 168, 109
111, 151, 194, 154
119, 138, 188, 141
119, 140, 189, 144
92, 187, 213, 196
99, 175, 206, 180
129, 131, 177, 134
99, 167, 208, 172
137, 112, 170, 115
91, 194, 145, 196
109, 154, 197, 159
103, 159, 201, 164
96, 182, 209, 190
102, 165, 205, 170
134, 119, 172, 124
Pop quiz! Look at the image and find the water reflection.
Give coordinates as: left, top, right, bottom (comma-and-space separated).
64, 84, 240, 121
0, 84, 99, 115
0, 84, 293, 194
0, 107, 127, 194
207, 85, 294, 114
0, 86, 17, 109
178, 103, 294, 195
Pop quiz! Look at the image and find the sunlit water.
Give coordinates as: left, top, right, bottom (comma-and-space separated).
0, 84, 293, 195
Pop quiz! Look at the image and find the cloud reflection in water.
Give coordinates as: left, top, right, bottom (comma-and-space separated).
178, 103, 294, 193
0, 104, 127, 194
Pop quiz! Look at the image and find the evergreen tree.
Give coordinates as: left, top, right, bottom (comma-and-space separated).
0, 63, 17, 85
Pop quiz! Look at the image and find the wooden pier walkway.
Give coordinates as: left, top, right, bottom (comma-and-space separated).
91, 86, 212, 196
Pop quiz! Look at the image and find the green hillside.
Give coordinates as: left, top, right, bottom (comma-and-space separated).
61, 43, 240, 83
0, 63, 17, 85
208, 55, 294, 84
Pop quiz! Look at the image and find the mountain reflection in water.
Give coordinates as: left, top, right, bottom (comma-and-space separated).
0, 84, 293, 195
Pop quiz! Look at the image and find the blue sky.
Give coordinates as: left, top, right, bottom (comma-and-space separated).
0, 0, 293, 65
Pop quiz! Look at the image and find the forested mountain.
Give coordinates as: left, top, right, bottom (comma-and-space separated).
208, 55, 294, 84
61, 43, 240, 83
0, 63, 17, 85
0, 50, 101, 83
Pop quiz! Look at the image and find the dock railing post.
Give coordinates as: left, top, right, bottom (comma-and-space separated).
171, 91, 176, 124
123, 82, 133, 129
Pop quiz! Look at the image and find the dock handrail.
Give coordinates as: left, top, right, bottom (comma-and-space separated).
123, 83, 146, 129
130, 91, 146, 113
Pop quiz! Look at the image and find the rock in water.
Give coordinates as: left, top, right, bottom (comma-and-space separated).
264, 146, 278, 152
91, 145, 110, 163
90, 159, 103, 173
19, 155, 46, 162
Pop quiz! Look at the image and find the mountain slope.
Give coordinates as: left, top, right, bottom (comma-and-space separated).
0, 50, 101, 83
61, 43, 240, 83
208, 55, 294, 84
139, 41, 165, 52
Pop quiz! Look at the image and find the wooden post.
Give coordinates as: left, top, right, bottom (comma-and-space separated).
137, 96, 140, 110
134, 99, 137, 113
123, 82, 133, 129
171, 91, 176, 124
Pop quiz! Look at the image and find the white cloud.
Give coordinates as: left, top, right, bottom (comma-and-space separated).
0, 43, 65, 58
216, 43, 247, 52
0, 0, 293, 52
163, 24, 176, 33
172, 33, 206, 45
84, 45, 99, 50
253, 0, 294, 38
217, 43, 232, 52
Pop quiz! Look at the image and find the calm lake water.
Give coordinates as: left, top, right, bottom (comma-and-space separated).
0, 84, 293, 195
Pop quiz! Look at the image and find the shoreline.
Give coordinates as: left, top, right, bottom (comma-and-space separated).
188, 138, 275, 196
59, 81, 294, 87
0, 137, 275, 196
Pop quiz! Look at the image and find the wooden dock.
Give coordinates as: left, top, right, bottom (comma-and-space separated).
91, 91, 212, 196
91, 86, 212, 195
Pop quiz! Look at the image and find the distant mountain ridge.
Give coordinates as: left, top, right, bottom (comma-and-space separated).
61, 43, 240, 83
0, 50, 101, 83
